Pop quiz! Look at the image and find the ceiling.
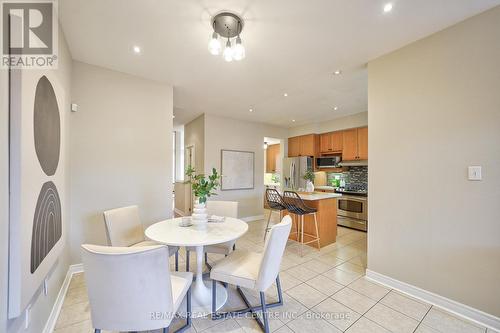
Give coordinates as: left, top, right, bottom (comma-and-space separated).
59, 0, 500, 128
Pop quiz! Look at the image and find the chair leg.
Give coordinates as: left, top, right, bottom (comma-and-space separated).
233, 243, 236, 251
260, 292, 270, 333
263, 209, 273, 241
162, 328, 168, 333
186, 250, 190, 272
94, 330, 101, 333
300, 215, 304, 257
313, 212, 320, 249
175, 251, 179, 271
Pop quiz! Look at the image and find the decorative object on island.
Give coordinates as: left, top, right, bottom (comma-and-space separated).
186, 166, 221, 224
303, 169, 315, 192
220, 150, 255, 190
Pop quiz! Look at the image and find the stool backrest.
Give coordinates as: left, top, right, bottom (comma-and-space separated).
282, 191, 310, 215
265, 188, 286, 210
103, 205, 144, 247
206, 200, 238, 218
256, 215, 292, 291
81, 244, 174, 331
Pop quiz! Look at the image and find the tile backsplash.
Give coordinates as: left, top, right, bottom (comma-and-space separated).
327, 166, 368, 189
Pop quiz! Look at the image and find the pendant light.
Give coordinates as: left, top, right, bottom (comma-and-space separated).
208, 12, 245, 62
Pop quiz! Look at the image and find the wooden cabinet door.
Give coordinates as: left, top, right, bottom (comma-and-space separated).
320, 133, 332, 153
342, 129, 358, 160
288, 136, 300, 157
266, 146, 273, 172
331, 131, 343, 152
300, 134, 316, 156
357, 127, 368, 160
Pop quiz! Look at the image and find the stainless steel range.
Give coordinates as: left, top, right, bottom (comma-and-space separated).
336, 185, 368, 231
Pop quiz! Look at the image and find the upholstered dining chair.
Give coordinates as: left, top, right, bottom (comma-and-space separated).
185, 201, 238, 271
103, 205, 180, 270
81, 244, 192, 333
209, 215, 292, 333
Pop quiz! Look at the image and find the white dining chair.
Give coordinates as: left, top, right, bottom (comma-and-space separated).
81, 244, 192, 333
209, 215, 292, 333
103, 205, 180, 270
185, 201, 238, 271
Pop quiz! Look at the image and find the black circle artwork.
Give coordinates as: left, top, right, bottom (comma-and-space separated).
34, 75, 60, 176
30, 181, 62, 273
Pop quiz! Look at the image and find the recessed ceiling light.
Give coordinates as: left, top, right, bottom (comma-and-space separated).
283, 93, 288, 97
133, 45, 141, 54
292, 119, 296, 122
334, 70, 342, 75
333, 106, 339, 111
383, 3, 393, 13
249, 108, 253, 112
172, 115, 175, 119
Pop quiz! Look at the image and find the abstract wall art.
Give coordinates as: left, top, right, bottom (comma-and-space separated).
8, 70, 67, 318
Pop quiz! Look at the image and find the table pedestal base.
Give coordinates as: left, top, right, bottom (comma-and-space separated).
179, 280, 227, 318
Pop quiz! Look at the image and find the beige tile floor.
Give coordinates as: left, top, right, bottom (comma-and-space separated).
54, 213, 493, 333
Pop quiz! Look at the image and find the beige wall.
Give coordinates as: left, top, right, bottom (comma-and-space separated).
288, 111, 367, 137
184, 114, 205, 173
1, 29, 73, 333
204, 114, 288, 218
368, 6, 500, 318
69, 61, 173, 263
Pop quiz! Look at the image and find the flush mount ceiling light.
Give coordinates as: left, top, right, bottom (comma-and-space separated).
383, 3, 393, 13
333, 70, 342, 75
263, 142, 268, 149
208, 12, 245, 62
132, 45, 141, 54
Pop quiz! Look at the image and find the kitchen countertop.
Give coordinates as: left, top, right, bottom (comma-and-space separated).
264, 182, 281, 187
298, 192, 342, 201
314, 185, 337, 191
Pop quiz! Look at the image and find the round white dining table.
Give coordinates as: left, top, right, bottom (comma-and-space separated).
145, 217, 248, 317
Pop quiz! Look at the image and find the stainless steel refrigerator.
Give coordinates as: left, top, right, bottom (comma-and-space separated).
283, 156, 313, 190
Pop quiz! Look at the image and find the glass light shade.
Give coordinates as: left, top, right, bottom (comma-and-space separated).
208, 32, 221, 55
233, 37, 245, 61
223, 39, 233, 62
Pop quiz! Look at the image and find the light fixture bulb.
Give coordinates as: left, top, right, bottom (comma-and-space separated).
133, 45, 141, 54
383, 3, 393, 13
334, 70, 342, 75
233, 36, 245, 61
223, 39, 233, 62
333, 106, 339, 111
208, 32, 221, 55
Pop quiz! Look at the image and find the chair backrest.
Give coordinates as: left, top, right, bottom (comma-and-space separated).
206, 200, 238, 218
255, 215, 292, 291
81, 244, 174, 331
266, 188, 286, 210
103, 205, 144, 247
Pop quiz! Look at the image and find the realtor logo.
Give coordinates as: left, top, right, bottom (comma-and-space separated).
1, 0, 58, 68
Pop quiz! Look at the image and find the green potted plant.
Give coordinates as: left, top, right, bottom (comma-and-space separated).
303, 169, 315, 192
186, 166, 221, 223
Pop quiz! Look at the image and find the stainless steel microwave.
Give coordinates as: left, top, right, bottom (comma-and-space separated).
316, 156, 341, 168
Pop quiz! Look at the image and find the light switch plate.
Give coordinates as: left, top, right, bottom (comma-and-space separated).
468, 166, 482, 181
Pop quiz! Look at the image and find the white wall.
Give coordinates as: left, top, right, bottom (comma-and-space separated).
288, 112, 368, 137
204, 114, 288, 219
1, 28, 72, 333
368, 6, 500, 318
184, 114, 205, 173
69, 61, 173, 263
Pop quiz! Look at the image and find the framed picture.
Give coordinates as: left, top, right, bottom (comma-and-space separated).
220, 150, 254, 190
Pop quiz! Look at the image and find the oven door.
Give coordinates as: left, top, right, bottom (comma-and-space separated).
338, 195, 367, 221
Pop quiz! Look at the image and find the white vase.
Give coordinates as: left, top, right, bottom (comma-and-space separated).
191, 198, 208, 224
306, 180, 315, 193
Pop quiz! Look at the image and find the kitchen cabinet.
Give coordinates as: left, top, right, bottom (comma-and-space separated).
342, 127, 368, 161
266, 144, 280, 173
287, 134, 317, 157
320, 131, 343, 154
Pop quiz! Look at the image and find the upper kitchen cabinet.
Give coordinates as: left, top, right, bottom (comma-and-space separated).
288, 134, 318, 157
266, 144, 280, 173
320, 131, 343, 154
342, 127, 368, 160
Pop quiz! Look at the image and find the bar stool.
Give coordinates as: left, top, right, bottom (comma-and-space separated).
282, 191, 320, 256
264, 188, 287, 241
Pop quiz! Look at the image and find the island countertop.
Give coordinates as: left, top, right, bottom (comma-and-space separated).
298, 192, 342, 201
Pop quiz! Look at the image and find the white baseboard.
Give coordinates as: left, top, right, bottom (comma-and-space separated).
43, 264, 84, 333
241, 215, 265, 222
365, 269, 500, 332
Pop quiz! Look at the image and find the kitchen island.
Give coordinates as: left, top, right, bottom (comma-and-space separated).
284, 191, 341, 249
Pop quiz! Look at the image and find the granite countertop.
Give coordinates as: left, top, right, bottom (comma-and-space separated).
298, 192, 342, 201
